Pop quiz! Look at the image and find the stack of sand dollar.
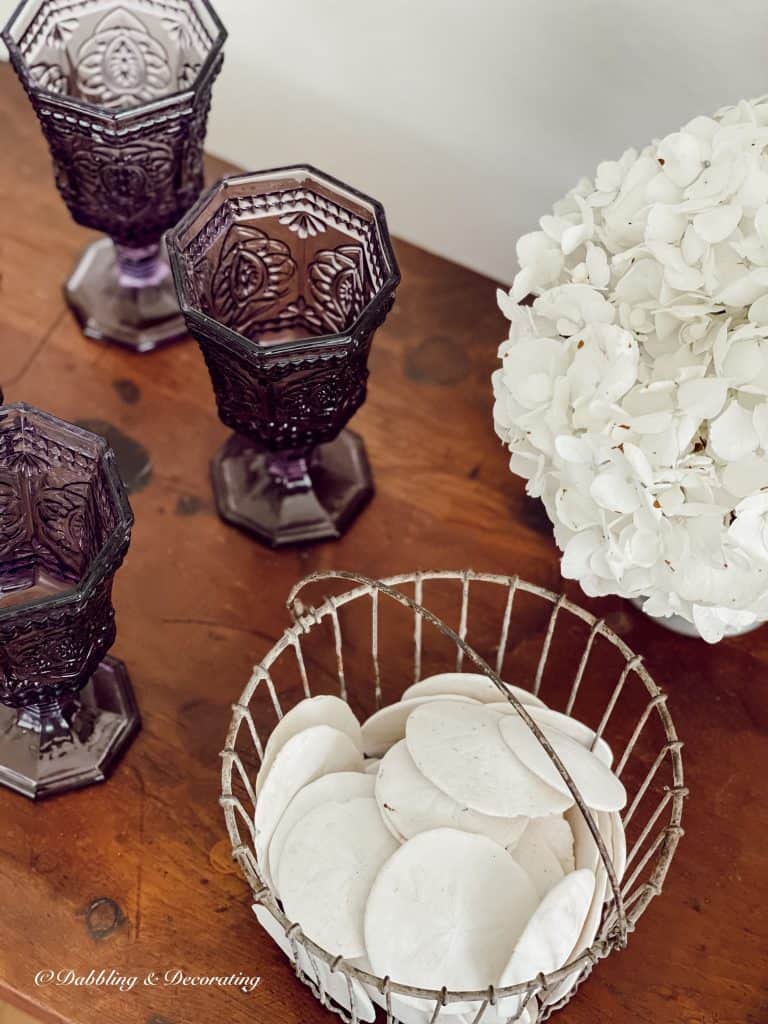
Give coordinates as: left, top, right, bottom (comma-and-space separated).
252, 673, 627, 1024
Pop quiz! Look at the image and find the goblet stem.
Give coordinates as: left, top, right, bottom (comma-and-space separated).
114, 241, 171, 289
65, 238, 185, 351
0, 657, 140, 799
211, 431, 374, 546
16, 696, 79, 748
266, 450, 313, 491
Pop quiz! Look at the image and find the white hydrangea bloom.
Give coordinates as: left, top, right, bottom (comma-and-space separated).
493, 96, 768, 642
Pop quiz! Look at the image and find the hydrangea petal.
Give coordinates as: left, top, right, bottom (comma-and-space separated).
753, 403, 768, 448
554, 435, 592, 463
680, 224, 707, 265
628, 528, 660, 567
561, 528, 603, 579
748, 294, 768, 325
721, 338, 763, 384
622, 442, 654, 485
511, 267, 535, 303
590, 471, 641, 513
692, 204, 742, 243
533, 284, 614, 330
656, 131, 703, 187
692, 604, 757, 644
516, 231, 556, 266
755, 204, 768, 243
555, 488, 600, 531
709, 399, 759, 461
594, 158, 623, 193
646, 204, 687, 243
677, 378, 729, 419
717, 269, 768, 306
723, 457, 768, 498
585, 243, 610, 288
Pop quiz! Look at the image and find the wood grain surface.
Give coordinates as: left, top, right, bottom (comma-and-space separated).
0, 1002, 35, 1024
0, 62, 765, 1024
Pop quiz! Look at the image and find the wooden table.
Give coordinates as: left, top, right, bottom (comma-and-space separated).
0, 61, 765, 1024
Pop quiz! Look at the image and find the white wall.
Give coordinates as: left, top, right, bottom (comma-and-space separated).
4, 0, 768, 281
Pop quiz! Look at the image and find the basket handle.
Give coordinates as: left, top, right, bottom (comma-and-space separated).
285, 569, 626, 941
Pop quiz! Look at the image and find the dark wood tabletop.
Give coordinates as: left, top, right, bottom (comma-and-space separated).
0, 61, 765, 1024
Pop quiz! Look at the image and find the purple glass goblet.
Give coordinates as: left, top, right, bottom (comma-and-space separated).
166, 165, 400, 547
2, 0, 226, 353
0, 403, 138, 800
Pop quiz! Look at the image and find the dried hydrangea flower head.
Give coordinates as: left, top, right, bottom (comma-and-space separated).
493, 97, 768, 641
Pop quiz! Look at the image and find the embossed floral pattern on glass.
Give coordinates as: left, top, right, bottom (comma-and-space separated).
167, 165, 400, 547
0, 404, 138, 800
73, 6, 175, 109
2, 0, 226, 352
210, 224, 297, 339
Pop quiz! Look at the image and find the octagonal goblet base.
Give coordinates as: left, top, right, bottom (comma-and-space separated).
65, 239, 188, 353
211, 429, 374, 547
0, 657, 140, 801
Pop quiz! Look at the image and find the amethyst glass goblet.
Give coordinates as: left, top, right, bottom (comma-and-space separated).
0, 404, 138, 800
2, 0, 226, 353
166, 165, 400, 547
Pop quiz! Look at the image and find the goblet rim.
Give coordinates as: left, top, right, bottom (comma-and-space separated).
165, 164, 401, 359
1, 0, 227, 124
0, 403, 133, 624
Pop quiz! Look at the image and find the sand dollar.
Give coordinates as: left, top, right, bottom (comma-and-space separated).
361, 694, 476, 758
278, 796, 399, 958
488, 704, 613, 768
254, 724, 364, 880
511, 819, 566, 899
542, 808, 615, 1009
498, 716, 626, 812
256, 695, 363, 792
268, 771, 375, 894
402, 672, 546, 708
376, 740, 527, 847
405, 701, 571, 817
496, 869, 596, 1016
364, 828, 538, 993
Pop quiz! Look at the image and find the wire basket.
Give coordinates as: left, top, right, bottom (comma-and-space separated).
220, 570, 686, 1024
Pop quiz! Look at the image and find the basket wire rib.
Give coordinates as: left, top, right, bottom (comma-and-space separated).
413, 574, 425, 683
220, 570, 686, 1024
292, 634, 312, 700
564, 616, 602, 717
371, 589, 383, 707
456, 574, 470, 672
494, 577, 518, 678
532, 593, 564, 697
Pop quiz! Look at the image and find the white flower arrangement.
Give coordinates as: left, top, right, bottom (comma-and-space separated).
492, 97, 768, 642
